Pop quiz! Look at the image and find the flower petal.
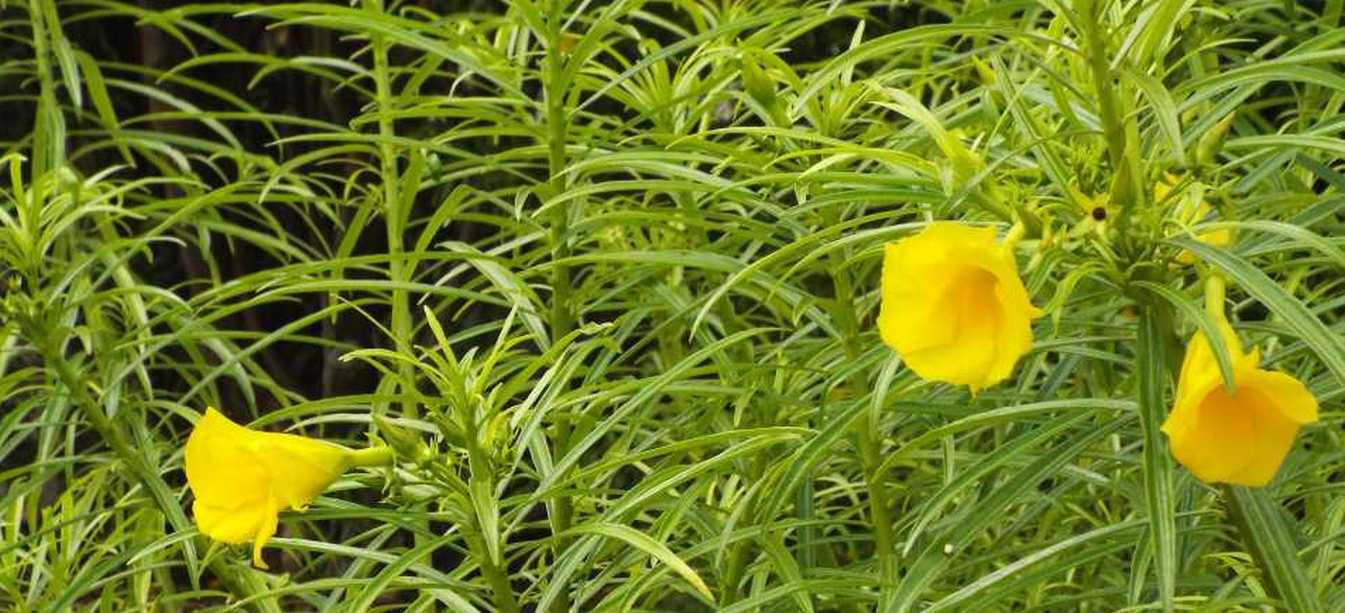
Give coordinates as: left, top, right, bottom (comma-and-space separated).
985, 269, 1036, 383
259, 432, 353, 511
1168, 387, 1258, 484
1223, 395, 1300, 487
1166, 360, 1315, 486
1173, 321, 1254, 411
251, 497, 281, 570
1242, 369, 1319, 425
1165, 318, 1317, 487
878, 222, 1037, 392
185, 408, 272, 508
184, 406, 357, 569
879, 242, 960, 354
193, 498, 269, 544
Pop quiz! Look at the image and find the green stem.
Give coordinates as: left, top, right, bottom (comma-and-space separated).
1204, 274, 1227, 321
543, 7, 575, 613
477, 548, 522, 613
464, 440, 522, 613
363, 0, 430, 576
1081, 4, 1126, 183
827, 222, 891, 611
719, 545, 746, 607
1080, 1, 1142, 239
366, 0, 413, 419
1002, 221, 1027, 251
544, 1, 572, 342
348, 446, 395, 467
858, 413, 897, 590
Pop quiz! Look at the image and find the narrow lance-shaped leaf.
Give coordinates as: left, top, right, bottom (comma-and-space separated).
1172, 237, 1345, 387
1222, 486, 1324, 613
1137, 307, 1177, 613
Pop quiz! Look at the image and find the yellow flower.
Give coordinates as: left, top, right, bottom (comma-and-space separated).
185, 407, 386, 569
1161, 321, 1318, 487
877, 222, 1041, 392
1155, 175, 1231, 263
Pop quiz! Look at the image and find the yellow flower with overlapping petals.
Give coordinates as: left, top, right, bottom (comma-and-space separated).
878, 222, 1042, 392
1162, 320, 1318, 487
184, 407, 391, 568
1155, 175, 1231, 264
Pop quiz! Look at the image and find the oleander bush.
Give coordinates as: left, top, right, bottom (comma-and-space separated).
2, 1, 1344, 611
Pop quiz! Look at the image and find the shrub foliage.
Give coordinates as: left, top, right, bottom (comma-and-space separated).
1, 1, 1344, 611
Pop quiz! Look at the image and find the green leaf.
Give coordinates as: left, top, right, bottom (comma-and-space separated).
1123, 67, 1187, 166
1172, 237, 1345, 387
1136, 308, 1177, 613
888, 414, 1127, 612
72, 50, 134, 166
1222, 486, 1324, 613
564, 522, 713, 601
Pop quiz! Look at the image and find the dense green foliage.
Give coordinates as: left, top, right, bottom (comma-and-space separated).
2, 0, 1345, 611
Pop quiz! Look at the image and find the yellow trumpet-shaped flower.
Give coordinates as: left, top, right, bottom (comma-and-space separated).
184, 408, 390, 568
878, 222, 1042, 392
1161, 320, 1318, 487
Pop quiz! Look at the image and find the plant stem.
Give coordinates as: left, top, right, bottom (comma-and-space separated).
366, 0, 414, 420
1081, 4, 1126, 187
544, 1, 573, 343
465, 440, 522, 613
477, 547, 522, 613
829, 231, 893, 610
1080, 0, 1143, 242
860, 408, 893, 602
858, 411, 897, 593
363, 0, 430, 574
543, 7, 576, 612
348, 445, 395, 467
1204, 274, 1227, 321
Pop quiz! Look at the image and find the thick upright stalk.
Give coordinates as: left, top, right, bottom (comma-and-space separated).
1081, 5, 1126, 185
544, 4, 572, 341
858, 412, 897, 592
1080, 1, 1142, 236
544, 14, 573, 480
465, 442, 522, 613
476, 543, 522, 613
364, 0, 430, 574
542, 7, 576, 612
367, 0, 413, 418
546, 95, 572, 343
832, 252, 895, 604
